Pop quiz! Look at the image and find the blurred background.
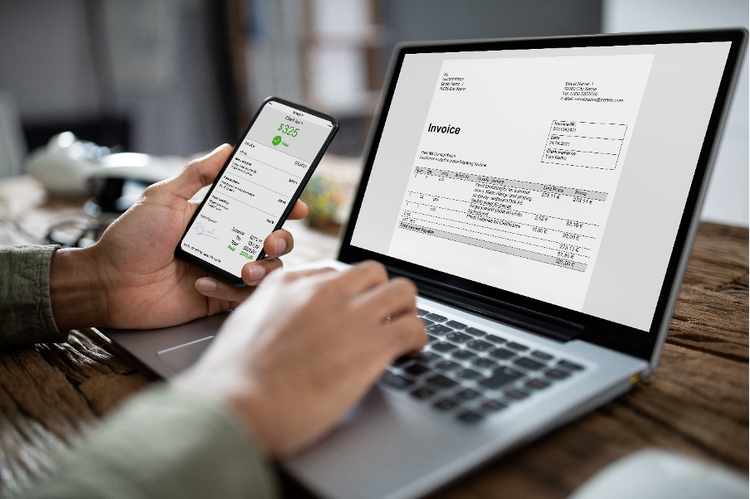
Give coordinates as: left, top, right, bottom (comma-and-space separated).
0, 0, 747, 225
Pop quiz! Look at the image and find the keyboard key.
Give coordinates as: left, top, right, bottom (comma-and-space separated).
504, 389, 529, 401
452, 349, 477, 361
445, 331, 472, 343
421, 318, 435, 327
392, 355, 413, 366
410, 386, 435, 400
479, 366, 523, 390
427, 324, 452, 335
531, 350, 554, 361
432, 342, 458, 353
416, 351, 440, 363
435, 359, 461, 371
433, 398, 458, 411
513, 357, 546, 371
545, 368, 570, 380
380, 372, 414, 390
425, 312, 448, 322
489, 348, 516, 360
456, 388, 481, 401
464, 327, 487, 337
558, 359, 584, 371
472, 357, 498, 369
426, 374, 459, 389
455, 368, 482, 381
506, 342, 529, 352
466, 339, 494, 352
525, 378, 550, 391
479, 399, 507, 413
445, 320, 467, 330
484, 335, 507, 344
457, 410, 483, 424
416, 308, 429, 317
403, 363, 431, 377
427, 333, 440, 343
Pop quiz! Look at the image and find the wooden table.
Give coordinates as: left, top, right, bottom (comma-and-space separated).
0, 174, 747, 498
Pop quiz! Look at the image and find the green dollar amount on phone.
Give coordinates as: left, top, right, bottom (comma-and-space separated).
278, 124, 299, 137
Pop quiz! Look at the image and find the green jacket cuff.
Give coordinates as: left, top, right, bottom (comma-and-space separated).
0, 245, 65, 347
21, 385, 279, 498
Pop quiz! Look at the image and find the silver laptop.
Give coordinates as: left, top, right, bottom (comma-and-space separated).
103, 29, 746, 499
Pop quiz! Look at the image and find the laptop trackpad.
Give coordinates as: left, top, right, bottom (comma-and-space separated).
157, 336, 215, 372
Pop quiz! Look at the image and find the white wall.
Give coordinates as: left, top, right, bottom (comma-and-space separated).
603, 0, 749, 226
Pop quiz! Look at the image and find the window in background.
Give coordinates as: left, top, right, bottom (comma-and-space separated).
241, 0, 382, 157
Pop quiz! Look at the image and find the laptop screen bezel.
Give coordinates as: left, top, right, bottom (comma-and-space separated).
337, 29, 747, 362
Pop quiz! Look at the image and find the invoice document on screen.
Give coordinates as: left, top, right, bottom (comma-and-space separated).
386, 54, 654, 311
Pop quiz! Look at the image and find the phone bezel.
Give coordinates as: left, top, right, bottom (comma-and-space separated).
175, 96, 339, 285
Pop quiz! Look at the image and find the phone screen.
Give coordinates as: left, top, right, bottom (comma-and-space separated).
178, 98, 338, 283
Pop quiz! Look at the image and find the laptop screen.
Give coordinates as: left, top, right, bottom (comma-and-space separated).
340, 31, 745, 353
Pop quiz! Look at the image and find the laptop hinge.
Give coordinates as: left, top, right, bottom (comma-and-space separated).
412, 279, 583, 342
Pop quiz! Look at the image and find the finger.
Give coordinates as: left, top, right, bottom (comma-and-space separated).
195, 277, 255, 304
263, 229, 294, 258
287, 200, 309, 221
241, 257, 284, 286
256, 266, 340, 289
353, 277, 418, 323
380, 314, 429, 358
167, 144, 232, 200
352, 277, 425, 361
335, 261, 390, 297
187, 199, 202, 218
283, 266, 341, 283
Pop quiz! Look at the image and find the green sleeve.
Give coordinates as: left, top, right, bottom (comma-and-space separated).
20, 385, 280, 499
0, 245, 67, 347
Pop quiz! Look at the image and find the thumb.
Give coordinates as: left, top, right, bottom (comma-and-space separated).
168, 144, 232, 200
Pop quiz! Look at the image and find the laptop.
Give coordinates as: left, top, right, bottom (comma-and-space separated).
103, 29, 746, 499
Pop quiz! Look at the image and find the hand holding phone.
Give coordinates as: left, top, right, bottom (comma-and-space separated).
176, 97, 339, 285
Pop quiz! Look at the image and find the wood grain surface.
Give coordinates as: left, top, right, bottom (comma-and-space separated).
0, 173, 746, 497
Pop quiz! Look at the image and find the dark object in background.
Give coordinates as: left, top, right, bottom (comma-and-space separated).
91, 177, 151, 213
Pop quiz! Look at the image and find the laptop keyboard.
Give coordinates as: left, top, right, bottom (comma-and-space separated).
378, 307, 585, 425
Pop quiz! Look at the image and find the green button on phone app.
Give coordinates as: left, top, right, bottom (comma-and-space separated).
272, 135, 282, 146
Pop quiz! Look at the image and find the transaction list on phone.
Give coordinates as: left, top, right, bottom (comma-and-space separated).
177, 98, 338, 284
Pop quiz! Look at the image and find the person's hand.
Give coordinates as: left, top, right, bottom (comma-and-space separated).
50, 144, 308, 331
173, 261, 427, 457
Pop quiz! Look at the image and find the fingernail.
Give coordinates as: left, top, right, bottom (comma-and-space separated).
196, 278, 217, 292
247, 265, 266, 282
211, 143, 230, 155
274, 238, 288, 255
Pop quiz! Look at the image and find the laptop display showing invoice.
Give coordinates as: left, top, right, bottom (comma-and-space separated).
351, 41, 733, 331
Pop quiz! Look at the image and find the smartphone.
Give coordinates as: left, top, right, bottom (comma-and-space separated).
175, 97, 339, 285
